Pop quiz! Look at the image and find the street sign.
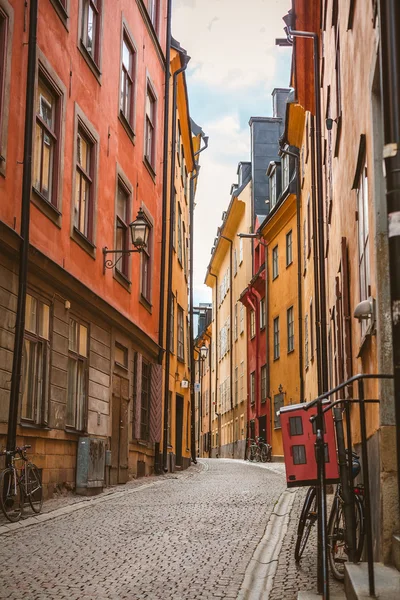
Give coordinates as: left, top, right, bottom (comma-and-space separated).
194, 383, 200, 392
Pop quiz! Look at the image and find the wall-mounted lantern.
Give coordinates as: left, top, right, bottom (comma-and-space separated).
103, 208, 150, 273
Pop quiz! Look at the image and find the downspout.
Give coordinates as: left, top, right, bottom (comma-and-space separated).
158, 0, 172, 363
219, 234, 234, 454
248, 289, 260, 432
162, 55, 190, 472
189, 137, 209, 463
379, 0, 400, 510
286, 25, 328, 392
310, 116, 322, 395
279, 147, 304, 402
208, 271, 220, 457
7, 0, 38, 457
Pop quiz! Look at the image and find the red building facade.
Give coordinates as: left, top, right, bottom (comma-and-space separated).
0, 0, 167, 495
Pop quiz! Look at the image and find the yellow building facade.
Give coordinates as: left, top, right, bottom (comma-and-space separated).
205, 164, 252, 458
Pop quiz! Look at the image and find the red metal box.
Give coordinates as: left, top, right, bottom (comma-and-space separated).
280, 402, 339, 488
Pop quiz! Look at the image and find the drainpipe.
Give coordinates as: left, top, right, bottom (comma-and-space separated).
162, 54, 190, 473
279, 146, 304, 403
219, 234, 234, 455
158, 0, 172, 364
284, 22, 328, 393
379, 0, 400, 510
208, 271, 220, 457
7, 0, 38, 458
189, 137, 209, 464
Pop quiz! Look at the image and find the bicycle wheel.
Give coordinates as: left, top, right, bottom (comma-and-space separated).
328, 493, 363, 581
26, 463, 43, 514
260, 445, 268, 463
246, 446, 253, 462
0, 468, 23, 522
295, 486, 317, 562
254, 447, 261, 462
266, 444, 272, 462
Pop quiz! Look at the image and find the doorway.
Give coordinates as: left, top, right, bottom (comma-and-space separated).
258, 415, 267, 444
175, 394, 184, 467
111, 374, 129, 485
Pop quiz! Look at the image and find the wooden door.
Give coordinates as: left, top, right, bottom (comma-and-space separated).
111, 374, 129, 485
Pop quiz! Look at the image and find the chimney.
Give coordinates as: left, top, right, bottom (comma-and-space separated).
272, 88, 290, 119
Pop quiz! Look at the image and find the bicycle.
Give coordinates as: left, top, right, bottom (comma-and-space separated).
258, 437, 272, 463
245, 439, 261, 462
294, 452, 365, 581
0, 445, 43, 522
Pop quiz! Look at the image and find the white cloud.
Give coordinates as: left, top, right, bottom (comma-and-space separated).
173, 0, 287, 90
172, 0, 292, 304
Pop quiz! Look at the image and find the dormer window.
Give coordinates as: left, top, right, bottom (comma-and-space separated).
282, 153, 290, 190
270, 165, 277, 208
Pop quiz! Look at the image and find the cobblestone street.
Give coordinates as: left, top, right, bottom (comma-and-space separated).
0, 459, 341, 600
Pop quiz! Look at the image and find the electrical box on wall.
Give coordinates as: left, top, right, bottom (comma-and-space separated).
76, 437, 106, 495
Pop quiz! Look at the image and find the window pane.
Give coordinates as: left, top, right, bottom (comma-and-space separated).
39, 303, 50, 340
76, 360, 86, 430
87, 5, 94, 54
38, 80, 55, 129
77, 134, 90, 173
69, 319, 78, 353
122, 39, 131, 70
25, 294, 38, 334
21, 339, 37, 420
79, 324, 88, 357
41, 132, 53, 199
33, 124, 42, 191
67, 357, 77, 426
117, 185, 128, 221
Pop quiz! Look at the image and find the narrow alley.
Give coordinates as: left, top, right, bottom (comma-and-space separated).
0, 460, 339, 600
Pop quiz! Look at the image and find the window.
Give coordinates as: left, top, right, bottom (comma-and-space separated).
273, 316, 280, 360
303, 220, 307, 271
145, 83, 156, 169
293, 445, 307, 465
239, 237, 243, 264
21, 294, 50, 425
170, 294, 174, 353
260, 297, 266, 329
250, 310, 256, 339
140, 359, 151, 439
272, 245, 279, 280
120, 31, 136, 130
250, 372, 255, 405
33, 73, 61, 207
274, 393, 284, 428
0, 7, 9, 161
234, 303, 238, 341
261, 364, 267, 403
81, 0, 102, 66
310, 300, 314, 360
177, 305, 184, 361
141, 215, 152, 303
183, 223, 187, 278
270, 169, 277, 207
286, 230, 293, 266
239, 303, 244, 334
148, 0, 159, 32
177, 203, 183, 264
287, 306, 294, 353
357, 165, 371, 337
115, 342, 128, 368
74, 125, 95, 240
115, 179, 130, 278
240, 360, 244, 401
176, 121, 181, 162
305, 314, 309, 369
235, 366, 239, 405
67, 318, 88, 431
282, 153, 290, 190
307, 197, 311, 257
289, 416, 303, 436
233, 248, 238, 275
167, 391, 172, 445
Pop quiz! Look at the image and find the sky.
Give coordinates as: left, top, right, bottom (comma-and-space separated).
171, 0, 292, 305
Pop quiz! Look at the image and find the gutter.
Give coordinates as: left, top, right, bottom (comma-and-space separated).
7, 0, 38, 457
162, 52, 190, 472
158, 0, 172, 364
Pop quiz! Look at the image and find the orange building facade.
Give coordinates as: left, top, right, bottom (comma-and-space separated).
0, 0, 168, 496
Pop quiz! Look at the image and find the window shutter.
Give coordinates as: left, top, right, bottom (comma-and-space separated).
134, 352, 142, 439
149, 363, 162, 443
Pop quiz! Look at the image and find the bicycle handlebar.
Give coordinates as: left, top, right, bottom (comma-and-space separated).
1, 445, 31, 456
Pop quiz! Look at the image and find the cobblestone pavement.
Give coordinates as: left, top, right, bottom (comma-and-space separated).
269, 487, 344, 599
0, 459, 288, 600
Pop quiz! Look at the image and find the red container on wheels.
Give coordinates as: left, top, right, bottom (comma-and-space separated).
280, 402, 339, 487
